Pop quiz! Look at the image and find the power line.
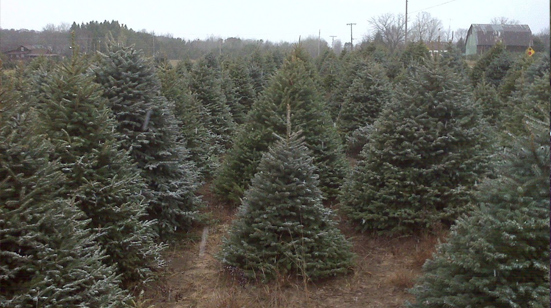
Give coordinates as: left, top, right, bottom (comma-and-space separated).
410, 0, 459, 14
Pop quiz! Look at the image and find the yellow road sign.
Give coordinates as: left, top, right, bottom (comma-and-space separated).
526, 47, 535, 57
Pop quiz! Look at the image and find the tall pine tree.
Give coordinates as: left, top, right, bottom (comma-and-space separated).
0, 76, 128, 307
95, 43, 202, 237
408, 107, 550, 308
341, 60, 491, 234
33, 52, 164, 284
218, 108, 353, 281
213, 46, 348, 205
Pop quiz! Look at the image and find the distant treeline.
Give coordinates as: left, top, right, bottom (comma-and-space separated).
0, 20, 333, 62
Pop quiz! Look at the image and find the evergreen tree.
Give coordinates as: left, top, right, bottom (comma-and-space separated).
357, 40, 390, 66
331, 52, 365, 123
157, 61, 219, 178
470, 43, 513, 87
221, 58, 256, 125
524, 53, 550, 83
218, 122, 353, 281
473, 77, 504, 127
213, 47, 348, 205
439, 43, 469, 77
0, 78, 128, 307
498, 54, 533, 100
336, 61, 392, 154
316, 49, 343, 122
247, 47, 279, 97
408, 107, 550, 308
189, 53, 236, 151
504, 70, 550, 136
399, 41, 431, 69
340, 60, 491, 234
33, 53, 164, 283
94, 43, 202, 237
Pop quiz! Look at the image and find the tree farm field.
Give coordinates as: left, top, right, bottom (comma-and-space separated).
139, 183, 446, 308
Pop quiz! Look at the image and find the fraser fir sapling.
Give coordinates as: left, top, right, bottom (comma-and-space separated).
218, 106, 353, 281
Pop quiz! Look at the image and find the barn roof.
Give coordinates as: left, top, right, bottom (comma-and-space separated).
468, 24, 532, 46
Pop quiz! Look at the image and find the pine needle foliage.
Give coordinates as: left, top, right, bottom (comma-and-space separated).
503, 69, 550, 137
337, 61, 392, 154
218, 127, 353, 282
221, 58, 256, 125
94, 43, 203, 237
408, 107, 550, 308
32, 53, 164, 283
340, 60, 491, 234
156, 61, 219, 179
189, 53, 236, 151
213, 46, 348, 205
0, 78, 128, 307
470, 42, 513, 88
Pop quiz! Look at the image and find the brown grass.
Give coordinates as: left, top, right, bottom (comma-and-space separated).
385, 267, 417, 290
139, 184, 447, 308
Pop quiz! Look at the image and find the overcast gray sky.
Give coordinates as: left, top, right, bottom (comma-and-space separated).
1, 0, 549, 43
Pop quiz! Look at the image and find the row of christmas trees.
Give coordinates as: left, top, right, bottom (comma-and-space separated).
1, 36, 549, 306
215, 43, 550, 307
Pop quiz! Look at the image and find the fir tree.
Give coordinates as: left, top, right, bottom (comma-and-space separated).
399, 41, 431, 69
157, 61, 219, 178
218, 111, 353, 281
189, 53, 236, 151
336, 61, 392, 155
470, 42, 513, 87
504, 70, 550, 137
221, 58, 256, 125
498, 54, 533, 100
331, 52, 366, 123
95, 43, 202, 237
408, 107, 550, 308
33, 52, 164, 283
340, 60, 491, 234
213, 47, 348, 205
0, 78, 128, 307
439, 43, 469, 77
316, 49, 343, 122
247, 47, 280, 97
524, 53, 550, 83
473, 77, 504, 127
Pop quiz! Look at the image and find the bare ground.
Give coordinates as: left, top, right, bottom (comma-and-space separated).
137, 184, 446, 308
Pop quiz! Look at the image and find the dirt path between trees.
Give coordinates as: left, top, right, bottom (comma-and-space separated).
141, 184, 444, 308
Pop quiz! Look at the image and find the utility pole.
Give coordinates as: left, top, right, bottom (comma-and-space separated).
318, 29, 321, 57
330, 35, 337, 49
405, 0, 408, 44
346, 23, 356, 50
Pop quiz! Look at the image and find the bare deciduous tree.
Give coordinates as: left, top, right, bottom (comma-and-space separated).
368, 13, 405, 53
490, 17, 520, 25
454, 28, 468, 42
410, 12, 444, 43
332, 39, 343, 54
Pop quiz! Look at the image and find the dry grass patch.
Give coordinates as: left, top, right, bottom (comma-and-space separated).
139, 184, 447, 308
385, 267, 417, 290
